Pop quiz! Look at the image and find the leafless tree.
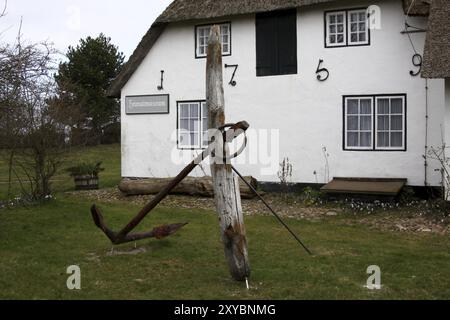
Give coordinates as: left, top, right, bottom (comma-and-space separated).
0, 12, 68, 201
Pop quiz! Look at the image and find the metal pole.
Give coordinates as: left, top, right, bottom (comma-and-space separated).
231, 165, 313, 255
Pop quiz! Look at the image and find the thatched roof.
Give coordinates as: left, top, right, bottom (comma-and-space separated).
109, 0, 432, 97
422, 0, 450, 78
403, 0, 430, 16
157, 0, 337, 23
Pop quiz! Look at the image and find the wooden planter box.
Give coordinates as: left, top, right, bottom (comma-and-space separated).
73, 175, 99, 191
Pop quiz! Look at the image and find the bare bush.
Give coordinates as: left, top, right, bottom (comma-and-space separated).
0, 15, 67, 201
278, 157, 293, 198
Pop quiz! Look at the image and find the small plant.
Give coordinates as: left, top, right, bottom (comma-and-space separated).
278, 158, 293, 199
66, 162, 104, 191
66, 162, 104, 178
300, 187, 324, 206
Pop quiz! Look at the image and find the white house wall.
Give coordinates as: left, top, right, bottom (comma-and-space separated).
121, 0, 445, 187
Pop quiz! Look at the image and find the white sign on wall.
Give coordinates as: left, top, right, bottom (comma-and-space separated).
126, 95, 170, 115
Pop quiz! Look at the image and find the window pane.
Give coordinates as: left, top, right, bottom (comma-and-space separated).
337, 34, 344, 43
330, 25, 336, 33
330, 15, 336, 23
347, 116, 358, 130
190, 133, 198, 146
180, 105, 189, 117
351, 23, 357, 32
377, 99, 389, 114
360, 99, 372, 114
180, 119, 189, 130
359, 22, 366, 31
359, 32, 366, 42
391, 99, 403, 113
330, 35, 336, 43
347, 132, 358, 147
202, 103, 207, 117
179, 133, 190, 146
222, 44, 229, 53
351, 33, 357, 42
391, 132, 403, 147
337, 24, 344, 33
377, 132, 389, 147
391, 115, 403, 130
359, 12, 366, 21
337, 14, 343, 23
190, 104, 199, 117
347, 100, 359, 114
360, 116, 372, 130
360, 132, 371, 147
189, 119, 195, 131
378, 115, 389, 130
220, 25, 229, 34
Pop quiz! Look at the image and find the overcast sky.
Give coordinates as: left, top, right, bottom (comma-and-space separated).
1, 0, 173, 59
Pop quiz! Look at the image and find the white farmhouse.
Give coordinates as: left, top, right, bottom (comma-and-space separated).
109, 0, 450, 195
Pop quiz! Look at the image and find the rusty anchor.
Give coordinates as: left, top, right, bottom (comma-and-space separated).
90, 121, 250, 245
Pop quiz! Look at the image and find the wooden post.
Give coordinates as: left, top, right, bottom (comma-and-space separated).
206, 25, 251, 281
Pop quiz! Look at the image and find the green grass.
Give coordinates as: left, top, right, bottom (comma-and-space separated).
1, 143, 449, 299
0, 195, 449, 300
0, 144, 121, 200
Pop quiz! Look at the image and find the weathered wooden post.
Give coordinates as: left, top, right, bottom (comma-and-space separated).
206, 26, 251, 281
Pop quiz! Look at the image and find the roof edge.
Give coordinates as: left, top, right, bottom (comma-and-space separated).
108, 22, 167, 98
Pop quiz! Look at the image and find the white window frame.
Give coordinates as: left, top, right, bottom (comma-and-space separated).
195, 22, 231, 58
347, 9, 370, 46
325, 11, 347, 47
343, 95, 406, 151
375, 96, 406, 150
344, 97, 373, 150
325, 8, 370, 48
177, 101, 208, 150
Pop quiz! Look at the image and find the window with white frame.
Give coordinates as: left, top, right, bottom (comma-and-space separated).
177, 101, 208, 149
376, 96, 406, 149
325, 11, 346, 47
344, 95, 406, 151
196, 23, 231, 58
348, 9, 369, 44
325, 8, 369, 47
345, 97, 373, 149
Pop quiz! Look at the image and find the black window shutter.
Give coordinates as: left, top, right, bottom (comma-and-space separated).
256, 9, 297, 77
256, 12, 277, 77
276, 10, 297, 75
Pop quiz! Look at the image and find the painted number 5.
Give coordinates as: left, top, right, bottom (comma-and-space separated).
316, 59, 329, 82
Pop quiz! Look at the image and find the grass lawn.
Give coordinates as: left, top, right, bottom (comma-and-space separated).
0, 144, 121, 200
1, 143, 449, 299
0, 195, 449, 300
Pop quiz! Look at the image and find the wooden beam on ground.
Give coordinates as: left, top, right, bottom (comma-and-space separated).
118, 176, 258, 199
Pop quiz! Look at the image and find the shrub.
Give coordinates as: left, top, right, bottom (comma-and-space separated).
66, 162, 104, 178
